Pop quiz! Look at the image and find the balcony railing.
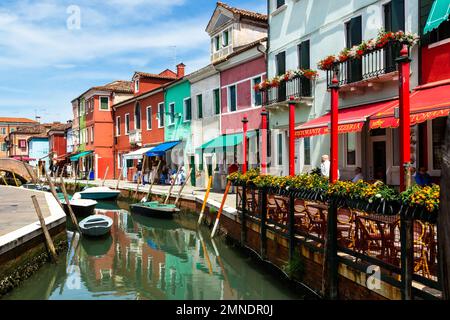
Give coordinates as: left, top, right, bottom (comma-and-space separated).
129, 129, 142, 146
326, 41, 402, 87
262, 77, 313, 106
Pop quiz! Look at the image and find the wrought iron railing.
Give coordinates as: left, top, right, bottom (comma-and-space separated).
326, 41, 402, 87
262, 77, 312, 106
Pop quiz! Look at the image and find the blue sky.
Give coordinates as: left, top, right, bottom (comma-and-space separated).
0, 0, 266, 123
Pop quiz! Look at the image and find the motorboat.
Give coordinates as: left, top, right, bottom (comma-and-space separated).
72, 186, 120, 201
79, 215, 113, 237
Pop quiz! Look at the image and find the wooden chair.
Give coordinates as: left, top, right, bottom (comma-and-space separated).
304, 204, 327, 238
337, 207, 355, 248
293, 199, 309, 231
273, 196, 289, 225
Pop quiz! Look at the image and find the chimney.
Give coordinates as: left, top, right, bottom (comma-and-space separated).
176, 63, 186, 78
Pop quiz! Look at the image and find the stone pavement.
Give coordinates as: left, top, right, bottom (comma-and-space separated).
0, 186, 51, 237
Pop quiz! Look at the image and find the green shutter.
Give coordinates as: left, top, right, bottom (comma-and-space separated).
197, 95, 203, 119
214, 89, 221, 115
391, 0, 405, 31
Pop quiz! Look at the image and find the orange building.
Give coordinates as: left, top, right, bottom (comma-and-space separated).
71, 81, 134, 180
0, 117, 37, 158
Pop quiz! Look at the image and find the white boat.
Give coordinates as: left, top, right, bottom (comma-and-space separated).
79, 215, 113, 237
73, 186, 120, 201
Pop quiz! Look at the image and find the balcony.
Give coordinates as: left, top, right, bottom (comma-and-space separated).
262, 77, 313, 107
326, 41, 402, 92
129, 129, 142, 146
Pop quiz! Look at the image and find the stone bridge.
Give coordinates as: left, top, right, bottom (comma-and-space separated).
0, 158, 37, 183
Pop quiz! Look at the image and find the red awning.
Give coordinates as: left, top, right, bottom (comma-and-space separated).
370, 82, 450, 129
295, 99, 398, 138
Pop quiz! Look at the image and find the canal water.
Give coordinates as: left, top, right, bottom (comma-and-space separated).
4, 200, 311, 300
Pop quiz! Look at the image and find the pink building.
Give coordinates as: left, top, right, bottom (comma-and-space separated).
214, 38, 267, 168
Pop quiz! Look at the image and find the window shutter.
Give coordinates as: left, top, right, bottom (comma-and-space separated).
276, 51, 286, 75
391, 0, 405, 31
299, 40, 310, 69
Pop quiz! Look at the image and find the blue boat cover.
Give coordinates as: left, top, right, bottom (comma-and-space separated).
145, 141, 181, 157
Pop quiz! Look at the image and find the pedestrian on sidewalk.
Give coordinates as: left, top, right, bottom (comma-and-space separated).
228, 158, 239, 194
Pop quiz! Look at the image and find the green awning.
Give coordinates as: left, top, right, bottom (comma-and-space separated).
70, 151, 93, 162
423, 0, 450, 34
198, 131, 257, 152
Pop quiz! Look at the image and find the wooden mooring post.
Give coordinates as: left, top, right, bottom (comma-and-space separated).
260, 188, 267, 260
400, 216, 414, 300
31, 195, 58, 263
60, 177, 82, 235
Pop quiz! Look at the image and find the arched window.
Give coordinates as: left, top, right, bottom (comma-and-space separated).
135, 102, 141, 130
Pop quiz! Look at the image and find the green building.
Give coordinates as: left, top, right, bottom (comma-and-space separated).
164, 78, 195, 185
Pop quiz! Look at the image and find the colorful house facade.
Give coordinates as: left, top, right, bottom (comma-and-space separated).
28, 136, 50, 172
71, 81, 134, 180
0, 117, 37, 158
113, 67, 181, 180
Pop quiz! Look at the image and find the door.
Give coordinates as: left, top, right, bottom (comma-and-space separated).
369, 137, 387, 182
384, 0, 405, 72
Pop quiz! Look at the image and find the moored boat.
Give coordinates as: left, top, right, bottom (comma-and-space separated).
130, 202, 180, 219
79, 215, 113, 237
61, 198, 98, 217
73, 186, 120, 201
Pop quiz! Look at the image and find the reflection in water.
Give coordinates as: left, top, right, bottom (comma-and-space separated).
4, 202, 309, 300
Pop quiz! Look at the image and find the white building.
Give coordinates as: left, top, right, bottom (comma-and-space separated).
266, 0, 435, 185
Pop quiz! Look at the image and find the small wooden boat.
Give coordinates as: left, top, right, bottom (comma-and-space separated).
61, 198, 98, 217
73, 186, 120, 201
130, 202, 180, 219
22, 183, 61, 193
79, 215, 113, 237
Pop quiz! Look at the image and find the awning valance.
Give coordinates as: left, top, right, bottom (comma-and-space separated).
295, 100, 398, 138
123, 147, 153, 160
198, 131, 257, 152
369, 82, 450, 129
145, 141, 181, 157
70, 151, 93, 162
423, 0, 450, 34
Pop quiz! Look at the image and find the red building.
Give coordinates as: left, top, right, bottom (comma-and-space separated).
72, 81, 134, 180
113, 66, 183, 180
48, 122, 71, 168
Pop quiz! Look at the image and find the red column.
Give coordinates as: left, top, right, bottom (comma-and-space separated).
330, 76, 340, 183
242, 115, 249, 174
397, 45, 411, 192
289, 97, 296, 176
261, 108, 268, 174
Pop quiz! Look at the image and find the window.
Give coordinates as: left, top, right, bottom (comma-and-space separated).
10, 128, 15, 132
277, 133, 283, 165
276, 51, 286, 101
298, 40, 312, 96
276, 0, 285, 9
100, 97, 109, 110
0, 127, 5, 134
135, 80, 139, 93
346, 133, 356, 166
80, 99, 85, 115
304, 137, 311, 165
125, 113, 130, 134
432, 117, 446, 170
146, 106, 152, 130
19, 139, 26, 149
116, 116, 121, 136
213, 88, 221, 115
117, 154, 122, 169
91, 127, 94, 143
197, 94, 203, 119
384, 1, 405, 32
135, 102, 141, 130
222, 30, 229, 47
158, 103, 165, 128
345, 16, 362, 82
184, 98, 192, 122
215, 35, 220, 51
169, 103, 175, 124
228, 85, 237, 112
252, 76, 262, 106
421, 0, 450, 44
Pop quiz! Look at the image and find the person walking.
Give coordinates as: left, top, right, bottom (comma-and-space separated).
320, 154, 340, 180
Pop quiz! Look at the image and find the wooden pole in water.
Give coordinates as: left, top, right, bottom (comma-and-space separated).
115, 167, 123, 190
174, 168, 192, 206
60, 177, 82, 234
31, 195, 58, 263
145, 160, 161, 202
22, 161, 36, 184
198, 176, 213, 226
211, 180, 232, 238
134, 157, 146, 200
102, 166, 109, 187
198, 231, 213, 275
12, 171, 19, 187
164, 166, 181, 204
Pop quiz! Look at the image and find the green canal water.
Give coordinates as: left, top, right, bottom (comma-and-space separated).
4, 200, 312, 300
